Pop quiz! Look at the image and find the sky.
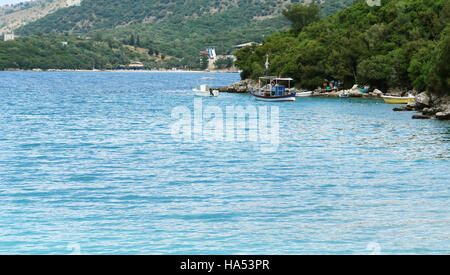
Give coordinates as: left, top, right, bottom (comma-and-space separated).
0, 0, 29, 6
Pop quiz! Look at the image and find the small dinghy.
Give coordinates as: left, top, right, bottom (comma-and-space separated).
382, 94, 415, 104
296, 91, 312, 97
193, 85, 219, 97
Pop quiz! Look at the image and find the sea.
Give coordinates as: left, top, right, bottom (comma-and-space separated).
0, 71, 448, 254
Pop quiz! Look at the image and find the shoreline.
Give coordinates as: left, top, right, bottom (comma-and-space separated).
0, 69, 239, 73
216, 79, 384, 99
216, 80, 450, 120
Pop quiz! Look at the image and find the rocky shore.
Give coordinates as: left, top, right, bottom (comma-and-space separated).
217, 79, 258, 93
394, 92, 450, 121
217, 80, 384, 98
217, 80, 450, 120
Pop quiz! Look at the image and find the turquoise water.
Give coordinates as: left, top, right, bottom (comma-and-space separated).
0, 72, 448, 255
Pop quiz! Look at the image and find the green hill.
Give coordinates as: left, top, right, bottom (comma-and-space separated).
17, 0, 290, 35
17, 0, 352, 35
16, 0, 353, 59
0, 33, 164, 70
1, 0, 354, 70
0, 0, 82, 35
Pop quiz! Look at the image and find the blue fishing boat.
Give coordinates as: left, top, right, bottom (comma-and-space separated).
252, 76, 296, 102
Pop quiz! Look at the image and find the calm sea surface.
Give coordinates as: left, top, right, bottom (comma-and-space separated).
0, 72, 448, 254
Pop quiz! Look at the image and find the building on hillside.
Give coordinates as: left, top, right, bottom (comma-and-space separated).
233, 42, 262, 50
66, 0, 82, 7
4, 33, 15, 41
199, 46, 240, 70
199, 48, 217, 60
199, 47, 218, 70
127, 61, 145, 70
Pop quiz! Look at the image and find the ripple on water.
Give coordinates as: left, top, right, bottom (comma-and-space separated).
0, 72, 449, 254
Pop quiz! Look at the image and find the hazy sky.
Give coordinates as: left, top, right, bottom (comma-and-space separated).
1, 0, 29, 6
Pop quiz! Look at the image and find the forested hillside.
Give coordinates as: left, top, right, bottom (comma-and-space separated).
17, 0, 292, 34
236, 0, 449, 95
0, 0, 81, 35
0, 0, 355, 70
15, 0, 354, 62
0, 34, 161, 70
17, 0, 352, 35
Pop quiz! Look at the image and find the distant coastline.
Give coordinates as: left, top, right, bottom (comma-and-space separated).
0, 69, 239, 73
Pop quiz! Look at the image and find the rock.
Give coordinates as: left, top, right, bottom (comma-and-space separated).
436, 111, 450, 120
409, 89, 420, 96
393, 106, 410, 112
422, 108, 433, 115
218, 79, 256, 93
369, 89, 383, 98
412, 114, 431, 119
387, 88, 408, 96
348, 89, 363, 97
415, 92, 431, 108
421, 107, 442, 115
373, 89, 383, 95
435, 106, 450, 120
406, 100, 417, 110
312, 90, 321, 96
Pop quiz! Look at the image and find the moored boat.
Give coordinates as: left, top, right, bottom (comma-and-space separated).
382, 94, 415, 104
252, 76, 296, 102
296, 91, 313, 97
193, 84, 219, 97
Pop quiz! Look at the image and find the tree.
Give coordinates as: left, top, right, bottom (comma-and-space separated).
282, 3, 320, 33
214, 57, 233, 69
136, 35, 141, 47
200, 55, 209, 70
93, 31, 103, 41
357, 55, 393, 88
431, 26, 450, 94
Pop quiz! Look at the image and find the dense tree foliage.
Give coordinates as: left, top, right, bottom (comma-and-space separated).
319, 0, 353, 17
282, 3, 320, 33
236, 0, 450, 94
12, 0, 353, 69
0, 34, 162, 70
214, 57, 234, 69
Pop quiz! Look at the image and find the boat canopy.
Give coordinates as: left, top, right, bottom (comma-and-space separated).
259, 76, 293, 81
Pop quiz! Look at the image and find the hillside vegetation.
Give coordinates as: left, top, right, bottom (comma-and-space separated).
0, 0, 81, 35
236, 0, 450, 95
17, 0, 292, 34
0, 0, 355, 70
17, 0, 352, 35
0, 33, 169, 70
15, 0, 354, 63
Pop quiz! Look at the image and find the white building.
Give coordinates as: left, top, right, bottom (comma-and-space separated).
66, 0, 82, 7
233, 42, 262, 50
4, 33, 15, 41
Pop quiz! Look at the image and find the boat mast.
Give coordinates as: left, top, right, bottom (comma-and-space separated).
265, 54, 269, 76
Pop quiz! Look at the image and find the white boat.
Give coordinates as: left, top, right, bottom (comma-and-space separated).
296, 91, 312, 97
253, 94, 296, 102
193, 85, 219, 97
252, 77, 296, 102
